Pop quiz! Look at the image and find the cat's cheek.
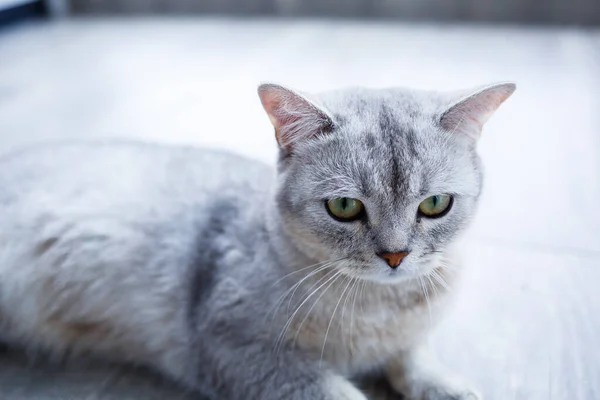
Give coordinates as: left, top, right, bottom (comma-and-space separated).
293, 228, 331, 260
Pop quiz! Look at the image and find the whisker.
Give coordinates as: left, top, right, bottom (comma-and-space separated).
272, 257, 344, 287
275, 269, 345, 355
359, 279, 367, 316
291, 269, 346, 349
425, 272, 439, 298
430, 268, 450, 291
286, 262, 340, 313
419, 275, 432, 325
266, 261, 338, 324
272, 268, 337, 354
339, 277, 358, 347
438, 257, 457, 272
349, 277, 362, 351
320, 274, 354, 368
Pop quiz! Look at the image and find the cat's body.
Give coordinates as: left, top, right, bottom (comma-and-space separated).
0, 143, 272, 377
0, 83, 515, 400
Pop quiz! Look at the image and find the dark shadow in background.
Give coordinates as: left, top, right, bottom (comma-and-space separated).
0, 1, 47, 28
68, 0, 600, 26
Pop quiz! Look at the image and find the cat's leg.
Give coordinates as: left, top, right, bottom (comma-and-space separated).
189, 337, 366, 400
324, 374, 371, 400
386, 345, 480, 400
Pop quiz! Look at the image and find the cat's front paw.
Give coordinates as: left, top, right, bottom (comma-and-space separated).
389, 372, 480, 400
387, 350, 480, 400
324, 374, 368, 400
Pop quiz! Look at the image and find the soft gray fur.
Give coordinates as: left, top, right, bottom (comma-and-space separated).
0, 82, 515, 400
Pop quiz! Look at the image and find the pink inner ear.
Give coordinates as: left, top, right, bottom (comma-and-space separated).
441, 83, 515, 139
258, 84, 333, 151
261, 93, 289, 138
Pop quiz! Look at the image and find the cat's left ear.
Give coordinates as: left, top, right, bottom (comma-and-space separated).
440, 82, 516, 141
258, 83, 335, 154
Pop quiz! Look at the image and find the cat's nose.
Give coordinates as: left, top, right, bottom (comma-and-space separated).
378, 251, 409, 269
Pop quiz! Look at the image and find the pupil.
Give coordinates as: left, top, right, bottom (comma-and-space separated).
432, 196, 438, 206
341, 198, 348, 209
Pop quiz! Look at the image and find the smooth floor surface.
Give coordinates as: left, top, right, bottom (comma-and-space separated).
0, 18, 599, 400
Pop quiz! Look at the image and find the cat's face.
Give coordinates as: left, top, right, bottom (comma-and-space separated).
260, 84, 514, 283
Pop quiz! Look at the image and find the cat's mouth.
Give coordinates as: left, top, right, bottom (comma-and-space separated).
338, 260, 416, 284
338, 252, 438, 284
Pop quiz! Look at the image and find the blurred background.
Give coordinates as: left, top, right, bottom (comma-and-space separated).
0, 1, 599, 399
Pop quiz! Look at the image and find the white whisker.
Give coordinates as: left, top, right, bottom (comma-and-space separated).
339, 277, 358, 347
349, 277, 362, 351
286, 263, 339, 313
272, 257, 343, 287
430, 268, 450, 291
418, 275, 432, 325
320, 274, 354, 368
359, 279, 367, 316
266, 261, 338, 324
291, 270, 346, 348
275, 269, 344, 354
425, 272, 439, 298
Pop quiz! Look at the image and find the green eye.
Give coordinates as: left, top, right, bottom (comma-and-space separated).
326, 198, 365, 221
418, 194, 453, 218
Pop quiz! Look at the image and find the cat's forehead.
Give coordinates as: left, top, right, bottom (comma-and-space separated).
300, 89, 478, 199
315, 89, 450, 172
314, 87, 444, 128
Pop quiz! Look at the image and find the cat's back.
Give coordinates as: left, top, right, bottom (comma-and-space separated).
0, 141, 273, 370
0, 140, 274, 270
0, 141, 273, 209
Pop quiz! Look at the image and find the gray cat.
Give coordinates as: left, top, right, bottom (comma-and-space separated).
0, 82, 515, 400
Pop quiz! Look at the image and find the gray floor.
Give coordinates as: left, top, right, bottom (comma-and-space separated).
0, 18, 599, 400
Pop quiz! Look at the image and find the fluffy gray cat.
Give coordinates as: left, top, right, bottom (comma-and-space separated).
0, 82, 515, 400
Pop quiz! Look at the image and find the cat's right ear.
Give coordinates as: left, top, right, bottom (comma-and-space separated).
257, 84, 335, 154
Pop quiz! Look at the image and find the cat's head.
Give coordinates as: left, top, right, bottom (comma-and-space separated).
258, 82, 515, 283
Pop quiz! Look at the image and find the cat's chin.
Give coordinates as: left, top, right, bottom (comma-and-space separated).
350, 267, 418, 285
371, 275, 415, 285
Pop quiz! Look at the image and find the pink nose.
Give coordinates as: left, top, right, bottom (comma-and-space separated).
378, 251, 409, 268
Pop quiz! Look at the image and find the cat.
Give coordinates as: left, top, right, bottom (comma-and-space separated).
0, 81, 515, 400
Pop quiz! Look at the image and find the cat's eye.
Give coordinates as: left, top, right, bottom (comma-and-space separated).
418, 194, 453, 218
326, 198, 365, 222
